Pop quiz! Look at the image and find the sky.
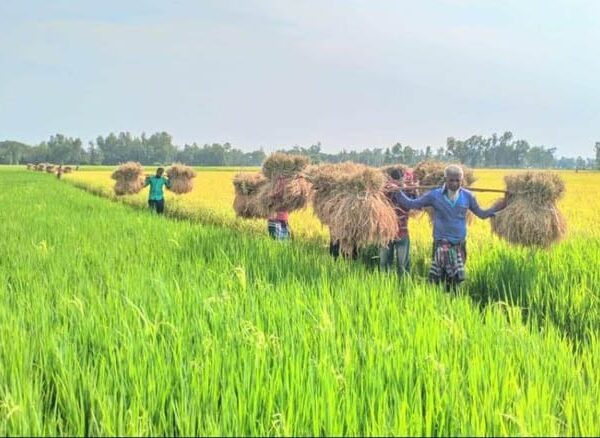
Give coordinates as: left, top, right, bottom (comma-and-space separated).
1, 0, 599, 157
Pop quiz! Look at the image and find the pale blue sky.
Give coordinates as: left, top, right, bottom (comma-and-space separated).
1, 0, 599, 156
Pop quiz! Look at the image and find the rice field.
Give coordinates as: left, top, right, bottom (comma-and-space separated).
2, 167, 600, 435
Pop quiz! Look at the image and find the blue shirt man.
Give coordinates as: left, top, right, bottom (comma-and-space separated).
392, 165, 505, 289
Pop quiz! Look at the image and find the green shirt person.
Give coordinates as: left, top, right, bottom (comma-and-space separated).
143, 167, 171, 214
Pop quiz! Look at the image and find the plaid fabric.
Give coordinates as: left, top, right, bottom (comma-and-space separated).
267, 220, 291, 240
429, 240, 466, 283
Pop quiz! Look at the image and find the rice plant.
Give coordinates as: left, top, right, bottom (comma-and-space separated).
1, 168, 599, 436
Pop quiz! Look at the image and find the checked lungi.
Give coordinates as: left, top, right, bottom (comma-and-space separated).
267, 219, 291, 240
429, 240, 467, 284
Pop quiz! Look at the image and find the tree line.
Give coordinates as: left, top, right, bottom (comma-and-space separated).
1, 131, 598, 169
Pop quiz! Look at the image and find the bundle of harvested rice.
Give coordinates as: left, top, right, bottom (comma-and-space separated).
257, 175, 312, 214
307, 163, 398, 255
491, 172, 566, 247
63, 166, 73, 173
232, 173, 269, 218
35, 163, 46, 171
26, 163, 34, 170
166, 163, 196, 194
413, 160, 476, 187
262, 152, 309, 179
305, 162, 375, 222
111, 161, 145, 195
45, 165, 55, 173
248, 152, 313, 215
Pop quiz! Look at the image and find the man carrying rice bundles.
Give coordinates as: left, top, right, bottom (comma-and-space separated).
392, 164, 508, 291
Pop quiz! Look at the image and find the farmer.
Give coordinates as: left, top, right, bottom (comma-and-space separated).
392, 164, 506, 290
380, 168, 416, 277
267, 210, 291, 240
56, 165, 63, 180
143, 167, 171, 215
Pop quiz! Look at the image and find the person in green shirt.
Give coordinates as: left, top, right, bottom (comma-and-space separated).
143, 167, 171, 214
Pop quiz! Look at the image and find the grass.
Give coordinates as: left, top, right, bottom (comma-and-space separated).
2, 168, 600, 435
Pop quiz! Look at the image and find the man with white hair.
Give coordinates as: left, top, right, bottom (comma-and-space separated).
392, 164, 506, 290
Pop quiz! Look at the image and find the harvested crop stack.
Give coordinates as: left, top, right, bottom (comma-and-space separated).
307, 162, 398, 255
306, 162, 366, 223
45, 165, 55, 173
491, 172, 566, 247
26, 163, 33, 170
35, 163, 46, 171
166, 163, 196, 194
257, 175, 312, 213
256, 153, 312, 214
413, 160, 476, 187
232, 172, 269, 218
262, 152, 309, 179
63, 166, 73, 173
111, 162, 145, 195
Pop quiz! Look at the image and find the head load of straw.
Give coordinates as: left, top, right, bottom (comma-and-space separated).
166, 163, 196, 194
255, 153, 312, 215
491, 171, 566, 248
111, 161, 145, 195
261, 152, 309, 179
306, 162, 398, 255
232, 172, 269, 218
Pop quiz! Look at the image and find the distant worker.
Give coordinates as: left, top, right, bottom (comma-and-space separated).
56, 165, 63, 180
392, 164, 507, 291
380, 168, 416, 277
143, 167, 171, 215
267, 210, 291, 240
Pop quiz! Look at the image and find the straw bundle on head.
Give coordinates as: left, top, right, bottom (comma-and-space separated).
307, 163, 398, 255
45, 165, 55, 173
251, 152, 313, 215
166, 163, 196, 194
232, 173, 269, 218
306, 162, 374, 222
491, 172, 566, 247
111, 161, 145, 195
256, 176, 312, 214
262, 152, 309, 179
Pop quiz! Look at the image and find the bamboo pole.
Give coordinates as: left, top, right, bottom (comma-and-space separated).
388, 185, 508, 194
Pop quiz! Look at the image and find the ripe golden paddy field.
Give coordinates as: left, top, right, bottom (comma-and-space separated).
64, 167, 600, 246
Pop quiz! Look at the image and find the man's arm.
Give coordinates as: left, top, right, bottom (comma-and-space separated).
391, 190, 434, 210
164, 177, 172, 189
468, 192, 500, 219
